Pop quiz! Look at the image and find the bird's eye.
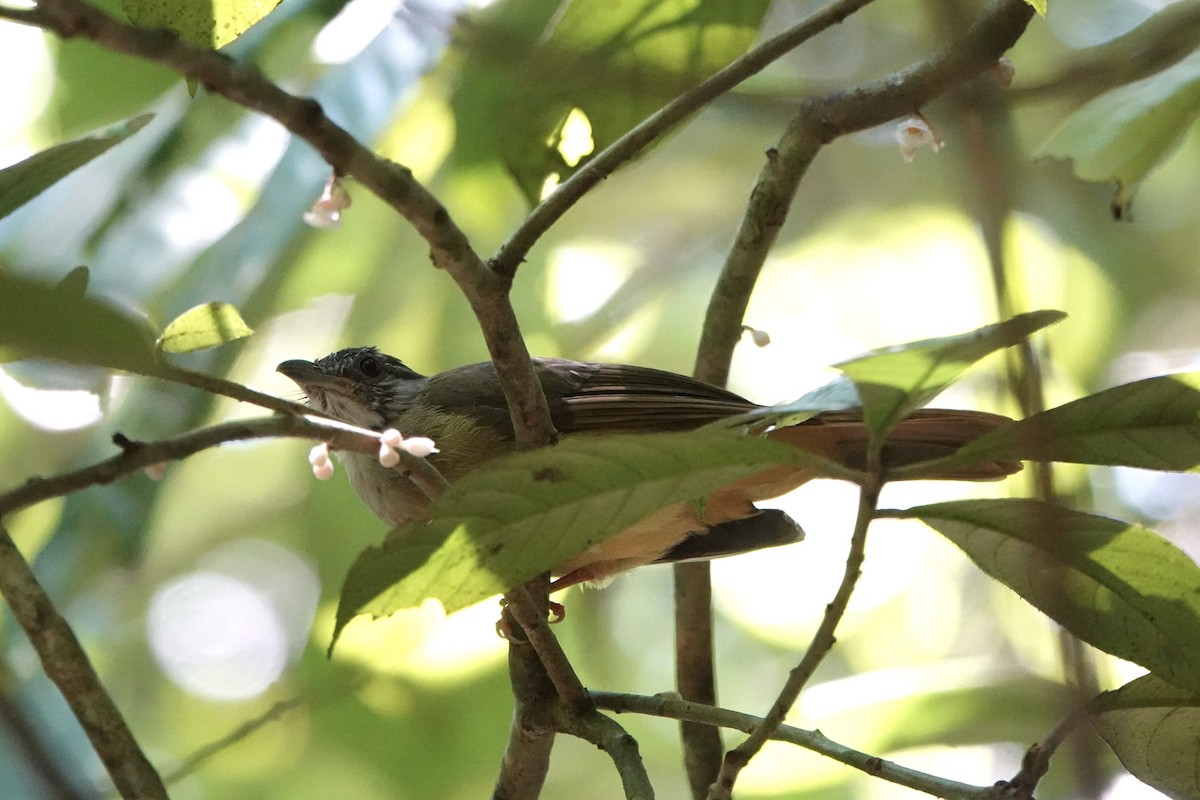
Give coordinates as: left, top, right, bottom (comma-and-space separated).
358, 356, 382, 379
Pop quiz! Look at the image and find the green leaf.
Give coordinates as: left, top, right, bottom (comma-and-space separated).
955, 372, 1200, 471
894, 499, 1200, 692
834, 310, 1065, 443
1038, 52, 1200, 219
157, 302, 253, 354
1023, 0, 1046, 14
457, 0, 771, 205
123, 0, 283, 50
0, 269, 158, 373
333, 429, 832, 644
708, 375, 858, 432
1093, 674, 1200, 800
0, 115, 153, 223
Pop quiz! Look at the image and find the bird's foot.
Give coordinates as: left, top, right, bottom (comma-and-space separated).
494, 598, 566, 642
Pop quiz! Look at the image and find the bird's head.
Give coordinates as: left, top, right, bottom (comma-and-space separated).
277, 347, 426, 429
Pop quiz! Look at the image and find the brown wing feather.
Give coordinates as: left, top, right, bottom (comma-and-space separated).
549, 362, 756, 433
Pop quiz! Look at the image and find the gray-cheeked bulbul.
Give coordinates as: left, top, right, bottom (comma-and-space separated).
278, 347, 1019, 588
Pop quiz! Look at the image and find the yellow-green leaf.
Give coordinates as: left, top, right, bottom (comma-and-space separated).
158, 302, 253, 354
123, 0, 283, 50
834, 310, 1064, 443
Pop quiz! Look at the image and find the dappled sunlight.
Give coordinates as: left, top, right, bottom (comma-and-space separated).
0, 365, 105, 431
0, 23, 52, 163
313, 0, 409, 65
712, 479, 1008, 653
545, 242, 638, 323
1102, 772, 1172, 800
147, 540, 319, 702
319, 597, 506, 685
730, 208, 1113, 405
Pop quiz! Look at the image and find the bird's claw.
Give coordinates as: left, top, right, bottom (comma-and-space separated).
494, 598, 566, 642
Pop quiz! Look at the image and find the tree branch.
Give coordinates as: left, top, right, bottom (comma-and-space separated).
504, 585, 591, 714
490, 0, 881, 277
695, 0, 1035, 387
0, 411, 446, 517
25, 0, 556, 452
592, 691, 995, 800
0, 521, 167, 800
555, 704, 655, 800
495, 577, 558, 800
672, 561, 722, 799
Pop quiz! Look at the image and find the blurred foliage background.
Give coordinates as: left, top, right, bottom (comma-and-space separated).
0, 0, 1197, 797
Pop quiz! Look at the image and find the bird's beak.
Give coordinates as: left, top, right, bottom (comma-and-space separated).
277, 359, 350, 394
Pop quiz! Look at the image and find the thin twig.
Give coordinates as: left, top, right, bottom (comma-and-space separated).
0, 522, 167, 799
490, 0, 881, 277
592, 691, 994, 800
163, 695, 308, 784
705, 451, 883, 800
0, 412, 446, 517
555, 704, 655, 800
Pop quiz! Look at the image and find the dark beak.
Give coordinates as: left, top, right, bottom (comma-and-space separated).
277, 359, 346, 392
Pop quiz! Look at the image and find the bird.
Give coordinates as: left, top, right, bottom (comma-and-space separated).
278, 347, 1020, 590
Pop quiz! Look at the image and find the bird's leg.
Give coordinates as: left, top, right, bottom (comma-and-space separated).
494, 596, 567, 642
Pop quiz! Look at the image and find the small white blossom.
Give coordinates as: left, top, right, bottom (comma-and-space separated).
378, 441, 401, 468
308, 442, 331, 465
309, 443, 334, 480
303, 174, 352, 229
380, 428, 404, 448
399, 437, 439, 458
895, 116, 943, 163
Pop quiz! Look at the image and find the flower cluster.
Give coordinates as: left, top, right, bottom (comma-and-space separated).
378, 428, 439, 467
307, 430, 439, 478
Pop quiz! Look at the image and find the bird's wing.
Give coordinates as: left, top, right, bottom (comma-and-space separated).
420, 359, 756, 438
552, 361, 756, 433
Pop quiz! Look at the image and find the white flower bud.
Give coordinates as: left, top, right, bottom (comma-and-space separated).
380, 428, 404, 448
378, 441, 401, 468
308, 443, 331, 466
144, 462, 168, 481
895, 116, 943, 163
303, 174, 352, 229
312, 459, 335, 480
742, 325, 771, 347
400, 437, 439, 458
